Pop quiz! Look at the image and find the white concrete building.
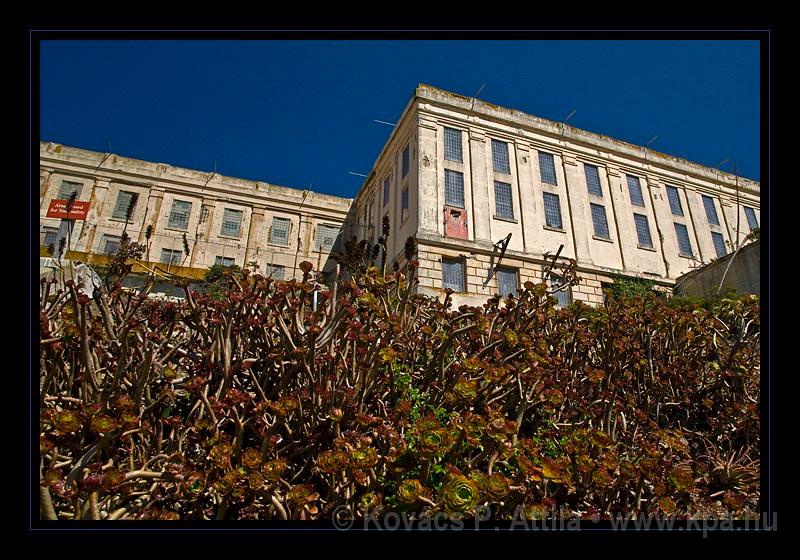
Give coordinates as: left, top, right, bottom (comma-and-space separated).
345, 85, 761, 306
39, 142, 351, 282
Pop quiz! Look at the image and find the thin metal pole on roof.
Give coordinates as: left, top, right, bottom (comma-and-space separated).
348, 172, 368, 178
373, 119, 396, 127
564, 109, 576, 123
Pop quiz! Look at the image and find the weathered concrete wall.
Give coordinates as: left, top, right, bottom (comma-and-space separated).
39, 142, 352, 280
346, 84, 760, 307
674, 240, 760, 298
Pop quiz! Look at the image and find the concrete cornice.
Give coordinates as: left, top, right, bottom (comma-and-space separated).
414, 84, 760, 196
40, 143, 351, 221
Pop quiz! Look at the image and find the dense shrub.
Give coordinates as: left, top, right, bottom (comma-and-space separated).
38, 256, 759, 521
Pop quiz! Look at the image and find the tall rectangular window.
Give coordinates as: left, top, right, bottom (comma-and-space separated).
444, 169, 465, 208
539, 152, 557, 185
584, 163, 603, 196
441, 258, 465, 292
674, 222, 693, 257
167, 200, 192, 230
494, 181, 514, 219
215, 256, 236, 267
402, 144, 410, 178
383, 175, 391, 207
549, 274, 572, 308
712, 231, 727, 259
666, 185, 684, 216
315, 224, 340, 252
444, 127, 463, 162
57, 180, 83, 200
269, 216, 291, 246
401, 187, 409, 222
43, 227, 58, 247
633, 213, 653, 248
112, 190, 138, 220
160, 248, 182, 266
590, 203, 610, 239
744, 206, 758, 230
627, 175, 645, 207
102, 235, 121, 255
264, 263, 285, 280
492, 139, 511, 174
220, 208, 243, 238
543, 192, 563, 229
367, 202, 374, 227
702, 195, 720, 225
496, 267, 518, 297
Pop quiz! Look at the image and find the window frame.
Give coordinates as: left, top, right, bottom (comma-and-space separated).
744, 206, 759, 231
491, 139, 511, 174
702, 194, 720, 226
496, 266, 518, 298
444, 127, 463, 162
494, 180, 514, 220
167, 199, 192, 231
441, 257, 465, 292
666, 185, 684, 216
160, 248, 183, 266
538, 151, 557, 185
711, 231, 727, 259
584, 163, 603, 197
269, 216, 291, 246
626, 174, 645, 207
112, 190, 139, 221
542, 192, 563, 230
444, 169, 465, 208
674, 222, 694, 257
633, 213, 653, 248
590, 203, 611, 240
220, 208, 244, 238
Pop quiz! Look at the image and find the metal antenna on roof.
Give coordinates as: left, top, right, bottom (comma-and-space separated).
643, 135, 659, 161
374, 119, 397, 127
564, 109, 576, 123
348, 171, 368, 178
470, 83, 486, 110
95, 140, 113, 170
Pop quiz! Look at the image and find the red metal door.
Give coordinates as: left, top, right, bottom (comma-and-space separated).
444, 206, 468, 239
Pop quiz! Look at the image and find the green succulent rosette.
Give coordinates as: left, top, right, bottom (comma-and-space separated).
442, 475, 480, 512
397, 478, 425, 504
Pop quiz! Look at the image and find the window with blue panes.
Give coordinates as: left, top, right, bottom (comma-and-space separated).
590, 203, 610, 239
444, 128, 463, 162
744, 207, 758, 231
633, 213, 653, 248
712, 231, 727, 259
442, 258, 465, 292
549, 274, 572, 308
539, 152, 557, 185
496, 267, 518, 297
666, 186, 684, 216
702, 195, 719, 225
584, 163, 603, 196
383, 175, 391, 207
543, 192, 563, 229
494, 181, 514, 219
674, 223, 693, 257
491, 139, 511, 174
444, 170, 465, 208
402, 145, 410, 178
627, 175, 645, 207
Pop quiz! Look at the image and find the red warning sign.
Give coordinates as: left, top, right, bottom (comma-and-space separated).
46, 199, 90, 220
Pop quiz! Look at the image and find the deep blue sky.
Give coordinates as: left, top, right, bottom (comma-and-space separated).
41, 40, 760, 198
